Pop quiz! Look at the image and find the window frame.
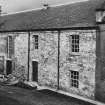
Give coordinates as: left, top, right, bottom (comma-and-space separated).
70, 70, 79, 88
33, 35, 38, 49
7, 36, 13, 58
71, 35, 79, 53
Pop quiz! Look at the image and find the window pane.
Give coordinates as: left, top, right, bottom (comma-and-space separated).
72, 39, 75, 43
71, 35, 79, 52
75, 48, 79, 52
76, 39, 79, 44
74, 76, 77, 79
72, 35, 75, 39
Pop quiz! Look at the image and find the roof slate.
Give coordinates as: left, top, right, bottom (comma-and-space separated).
0, 0, 105, 31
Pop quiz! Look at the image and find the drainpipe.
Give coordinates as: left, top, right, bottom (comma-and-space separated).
57, 30, 60, 90
27, 31, 30, 81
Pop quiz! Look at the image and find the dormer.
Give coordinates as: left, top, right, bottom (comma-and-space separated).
96, 9, 105, 22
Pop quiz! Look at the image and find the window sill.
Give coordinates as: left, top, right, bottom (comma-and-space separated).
69, 53, 80, 56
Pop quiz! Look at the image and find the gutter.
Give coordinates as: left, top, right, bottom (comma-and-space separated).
0, 26, 98, 33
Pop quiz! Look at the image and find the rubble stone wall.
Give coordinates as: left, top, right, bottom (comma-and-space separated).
0, 30, 96, 99
59, 30, 96, 99
29, 31, 58, 88
13, 32, 28, 80
29, 30, 96, 99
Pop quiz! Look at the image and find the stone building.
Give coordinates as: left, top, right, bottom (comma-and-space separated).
0, 0, 105, 103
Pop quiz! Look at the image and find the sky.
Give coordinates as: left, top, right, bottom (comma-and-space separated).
0, 0, 87, 14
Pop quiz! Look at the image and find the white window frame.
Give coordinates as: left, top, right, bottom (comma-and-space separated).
7, 36, 12, 59
33, 35, 38, 49
71, 35, 79, 52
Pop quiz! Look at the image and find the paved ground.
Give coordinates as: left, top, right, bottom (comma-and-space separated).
0, 85, 94, 105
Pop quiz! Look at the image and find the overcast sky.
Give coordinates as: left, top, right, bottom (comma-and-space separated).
0, 0, 87, 14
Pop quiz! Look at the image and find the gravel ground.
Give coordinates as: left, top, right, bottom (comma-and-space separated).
0, 85, 95, 105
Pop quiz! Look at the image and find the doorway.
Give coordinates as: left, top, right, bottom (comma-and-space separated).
6, 60, 12, 75
32, 61, 38, 82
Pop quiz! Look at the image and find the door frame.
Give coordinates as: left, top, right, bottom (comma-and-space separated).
32, 59, 38, 82
6, 58, 12, 75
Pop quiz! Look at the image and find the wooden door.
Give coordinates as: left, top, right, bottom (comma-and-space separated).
6, 60, 12, 75
32, 61, 38, 82
0, 56, 4, 74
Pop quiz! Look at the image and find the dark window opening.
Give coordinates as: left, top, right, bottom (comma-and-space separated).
33, 35, 38, 49
71, 35, 79, 52
7, 36, 13, 58
6, 60, 12, 75
32, 61, 38, 82
70, 71, 79, 88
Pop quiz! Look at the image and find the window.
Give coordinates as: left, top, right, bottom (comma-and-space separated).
33, 35, 38, 49
71, 35, 79, 52
7, 36, 13, 58
70, 71, 79, 88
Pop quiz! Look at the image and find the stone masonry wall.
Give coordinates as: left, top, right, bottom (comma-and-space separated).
29, 31, 58, 88
29, 30, 96, 99
0, 30, 96, 99
0, 33, 16, 74
0, 32, 28, 80
59, 30, 96, 99
13, 32, 28, 80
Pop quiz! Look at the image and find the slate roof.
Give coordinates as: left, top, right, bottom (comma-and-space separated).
0, 0, 105, 31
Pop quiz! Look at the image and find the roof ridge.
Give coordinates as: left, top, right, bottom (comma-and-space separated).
1, 0, 89, 16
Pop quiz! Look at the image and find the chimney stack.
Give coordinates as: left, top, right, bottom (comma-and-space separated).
43, 4, 50, 9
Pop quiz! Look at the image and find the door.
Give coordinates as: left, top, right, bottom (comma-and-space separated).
6, 60, 12, 75
32, 61, 38, 82
0, 56, 4, 74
